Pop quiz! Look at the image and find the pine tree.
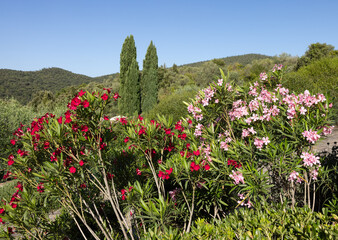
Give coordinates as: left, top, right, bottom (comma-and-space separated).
119, 35, 137, 115
141, 41, 159, 113
124, 58, 141, 115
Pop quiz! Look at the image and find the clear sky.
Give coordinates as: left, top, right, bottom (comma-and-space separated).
1, 0, 337, 77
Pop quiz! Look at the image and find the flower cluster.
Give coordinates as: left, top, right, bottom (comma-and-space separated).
301, 152, 320, 167
254, 137, 270, 150
288, 171, 302, 183
158, 168, 173, 180
302, 129, 320, 144
227, 159, 242, 168
229, 170, 245, 185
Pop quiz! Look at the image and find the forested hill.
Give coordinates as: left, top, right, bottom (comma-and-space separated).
0, 53, 270, 105
0, 68, 109, 104
182, 54, 271, 67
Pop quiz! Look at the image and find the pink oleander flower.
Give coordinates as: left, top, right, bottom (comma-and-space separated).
169, 188, 180, 201
220, 141, 229, 151
262, 137, 270, 145
301, 152, 320, 167
217, 79, 223, 86
242, 129, 250, 138
259, 72, 268, 81
248, 99, 259, 112
254, 138, 264, 150
310, 168, 319, 180
288, 171, 302, 183
302, 129, 320, 144
322, 126, 334, 136
299, 106, 307, 115
229, 170, 244, 185
194, 124, 203, 137
229, 106, 249, 121
248, 86, 258, 96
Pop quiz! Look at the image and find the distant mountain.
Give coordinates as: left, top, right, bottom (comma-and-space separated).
181, 54, 271, 68
0, 68, 112, 104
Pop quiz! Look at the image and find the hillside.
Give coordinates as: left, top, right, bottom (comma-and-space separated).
0, 68, 109, 104
0, 54, 270, 105
181, 54, 271, 68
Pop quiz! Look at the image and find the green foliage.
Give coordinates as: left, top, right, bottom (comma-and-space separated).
141, 41, 159, 113
284, 57, 338, 122
124, 58, 141, 115
145, 86, 199, 122
296, 42, 336, 70
0, 99, 35, 177
0, 180, 18, 201
143, 204, 338, 239
190, 205, 337, 239
119, 35, 138, 115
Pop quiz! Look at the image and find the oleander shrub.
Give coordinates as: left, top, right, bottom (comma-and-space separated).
0, 65, 335, 239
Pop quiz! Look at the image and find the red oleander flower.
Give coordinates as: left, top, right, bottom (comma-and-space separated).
17, 149, 28, 157
15, 182, 23, 191
79, 160, 84, 166
193, 150, 200, 156
124, 137, 129, 143
107, 173, 114, 180
104, 116, 109, 120
78, 90, 86, 97
3, 171, 11, 180
10, 139, 16, 145
204, 164, 210, 170
101, 93, 108, 101
138, 128, 146, 135
69, 166, 76, 174
113, 92, 120, 100
37, 183, 44, 193
158, 168, 173, 180
50, 155, 57, 162
136, 168, 141, 175
8, 155, 14, 166
190, 162, 200, 172
57, 116, 63, 124
120, 118, 128, 125
138, 115, 143, 121
103, 88, 112, 93
81, 125, 88, 132
82, 100, 90, 108
44, 141, 50, 149
10, 203, 17, 209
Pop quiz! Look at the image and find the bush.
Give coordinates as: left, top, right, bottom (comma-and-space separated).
0, 65, 335, 239
146, 86, 199, 122
284, 57, 338, 123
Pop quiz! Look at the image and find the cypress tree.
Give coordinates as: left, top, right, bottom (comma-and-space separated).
124, 58, 141, 115
141, 41, 158, 113
119, 35, 137, 115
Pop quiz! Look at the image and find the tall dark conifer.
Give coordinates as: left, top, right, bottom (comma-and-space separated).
124, 58, 140, 115
141, 41, 158, 113
119, 35, 140, 115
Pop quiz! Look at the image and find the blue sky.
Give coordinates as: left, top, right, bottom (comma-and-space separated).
1, 0, 337, 77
